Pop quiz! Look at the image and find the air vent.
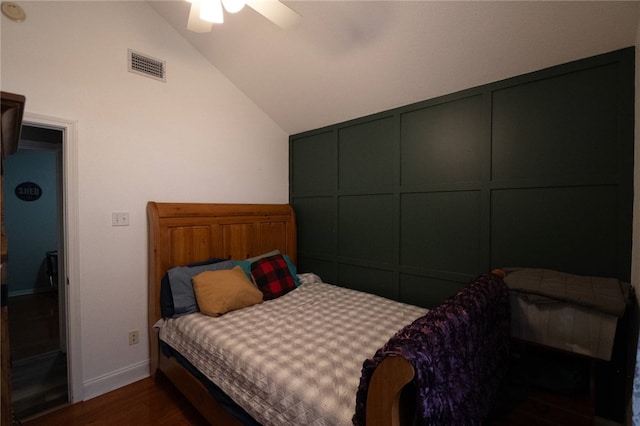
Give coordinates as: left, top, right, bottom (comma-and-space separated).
128, 49, 166, 82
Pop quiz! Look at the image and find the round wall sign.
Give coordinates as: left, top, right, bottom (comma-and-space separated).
15, 182, 42, 201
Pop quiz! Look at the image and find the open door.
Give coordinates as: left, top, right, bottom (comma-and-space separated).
1, 91, 26, 426
5, 125, 68, 420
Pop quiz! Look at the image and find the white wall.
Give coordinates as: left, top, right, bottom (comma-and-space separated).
1, 1, 289, 399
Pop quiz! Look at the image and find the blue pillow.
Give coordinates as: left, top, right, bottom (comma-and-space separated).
169, 260, 235, 317
232, 251, 300, 287
160, 258, 231, 318
160, 274, 175, 318
282, 254, 300, 287
161, 258, 227, 318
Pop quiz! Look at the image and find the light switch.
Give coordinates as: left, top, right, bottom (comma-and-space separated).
112, 212, 130, 226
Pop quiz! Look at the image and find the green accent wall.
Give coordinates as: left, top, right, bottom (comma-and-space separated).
290, 47, 634, 310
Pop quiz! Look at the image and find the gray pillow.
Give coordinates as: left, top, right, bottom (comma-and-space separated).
168, 260, 234, 317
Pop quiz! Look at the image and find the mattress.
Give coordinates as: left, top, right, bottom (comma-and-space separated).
504, 268, 628, 360
157, 273, 427, 426
504, 268, 627, 316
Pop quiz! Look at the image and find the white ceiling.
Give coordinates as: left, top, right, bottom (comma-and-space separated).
149, 1, 640, 135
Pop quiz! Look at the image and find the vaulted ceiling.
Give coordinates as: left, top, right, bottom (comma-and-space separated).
149, 1, 640, 135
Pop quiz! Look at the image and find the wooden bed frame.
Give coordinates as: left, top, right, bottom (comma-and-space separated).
147, 201, 413, 426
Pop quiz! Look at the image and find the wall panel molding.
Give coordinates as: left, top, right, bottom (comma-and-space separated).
290, 47, 634, 309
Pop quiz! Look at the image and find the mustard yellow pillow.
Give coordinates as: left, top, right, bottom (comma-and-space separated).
192, 266, 263, 316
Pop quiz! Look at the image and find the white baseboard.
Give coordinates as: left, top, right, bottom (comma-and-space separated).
82, 359, 149, 401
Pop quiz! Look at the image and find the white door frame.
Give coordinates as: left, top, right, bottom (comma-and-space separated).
22, 112, 83, 403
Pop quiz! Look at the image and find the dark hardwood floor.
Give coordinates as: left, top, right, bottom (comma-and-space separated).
9, 292, 59, 360
488, 344, 597, 426
21, 366, 599, 426
490, 388, 595, 426
8, 291, 68, 421
23, 374, 208, 426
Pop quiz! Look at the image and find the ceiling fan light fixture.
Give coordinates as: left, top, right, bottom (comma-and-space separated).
221, 0, 245, 14
185, 0, 300, 32
200, 0, 223, 24
187, 0, 213, 32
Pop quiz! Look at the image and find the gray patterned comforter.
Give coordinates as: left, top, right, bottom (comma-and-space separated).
157, 273, 427, 425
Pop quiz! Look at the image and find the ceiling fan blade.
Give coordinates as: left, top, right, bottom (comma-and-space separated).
187, 2, 213, 33
246, 0, 301, 29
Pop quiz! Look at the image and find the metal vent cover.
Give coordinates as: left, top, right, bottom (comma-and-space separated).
128, 49, 166, 82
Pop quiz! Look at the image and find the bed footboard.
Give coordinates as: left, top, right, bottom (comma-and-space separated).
366, 356, 415, 426
355, 272, 510, 426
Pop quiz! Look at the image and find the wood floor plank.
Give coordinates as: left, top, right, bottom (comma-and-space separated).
8, 292, 67, 421
23, 374, 208, 426
25, 372, 598, 426
8, 292, 60, 360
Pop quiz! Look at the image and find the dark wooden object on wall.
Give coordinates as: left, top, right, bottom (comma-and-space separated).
1, 92, 25, 161
1, 91, 25, 426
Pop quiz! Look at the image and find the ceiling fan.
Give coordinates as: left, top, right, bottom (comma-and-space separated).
186, 0, 301, 33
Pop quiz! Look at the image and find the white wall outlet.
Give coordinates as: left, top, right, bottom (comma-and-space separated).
112, 212, 130, 226
128, 330, 139, 345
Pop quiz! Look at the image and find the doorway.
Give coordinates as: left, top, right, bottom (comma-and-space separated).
3, 124, 68, 420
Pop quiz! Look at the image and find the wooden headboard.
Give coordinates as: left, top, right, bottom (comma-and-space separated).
147, 202, 296, 373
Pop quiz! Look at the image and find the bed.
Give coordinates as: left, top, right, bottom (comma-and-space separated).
147, 201, 510, 425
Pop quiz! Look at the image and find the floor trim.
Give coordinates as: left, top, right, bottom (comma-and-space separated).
83, 360, 149, 400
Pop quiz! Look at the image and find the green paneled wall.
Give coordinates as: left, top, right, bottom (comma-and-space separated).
291, 130, 337, 193
290, 47, 634, 309
401, 94, 485, 187
491, 63, 620, 181
339, 194, 395, 262
339, 117, 396, 190
491, 186, 619, 275
400, 191, 482, 274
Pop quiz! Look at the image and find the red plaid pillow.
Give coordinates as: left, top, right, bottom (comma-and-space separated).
250, 254, 296, 300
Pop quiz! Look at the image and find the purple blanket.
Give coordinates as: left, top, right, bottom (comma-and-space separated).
353, 273, 510, 425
